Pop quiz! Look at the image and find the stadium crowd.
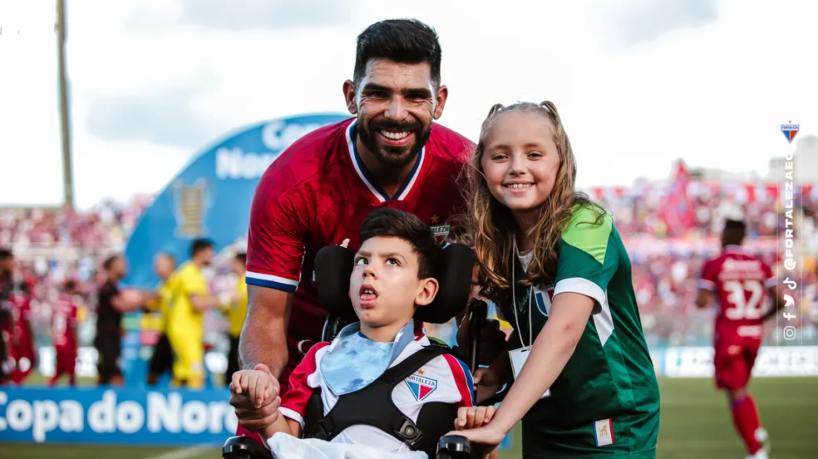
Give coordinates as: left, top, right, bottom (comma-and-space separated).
1, 175, 817, 386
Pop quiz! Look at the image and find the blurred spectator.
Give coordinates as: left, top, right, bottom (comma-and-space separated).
0, 177, 816, 364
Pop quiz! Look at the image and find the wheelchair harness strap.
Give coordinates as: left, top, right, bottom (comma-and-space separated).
305, 344, 456, 453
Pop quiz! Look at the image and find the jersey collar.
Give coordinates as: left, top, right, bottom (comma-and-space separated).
345, 120, 425, 202
320, 319, 418, 396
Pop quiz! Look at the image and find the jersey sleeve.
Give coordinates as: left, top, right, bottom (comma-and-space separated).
442, 354, 474, 409
279, 342, 329, 429
553, 206, 616, 313
698, 259, 718, 291
245, 169, 309, 293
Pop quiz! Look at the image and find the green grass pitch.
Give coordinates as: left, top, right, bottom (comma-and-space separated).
2, 376, 816, 458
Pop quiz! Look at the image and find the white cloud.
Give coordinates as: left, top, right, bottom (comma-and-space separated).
1, 0, 816, 210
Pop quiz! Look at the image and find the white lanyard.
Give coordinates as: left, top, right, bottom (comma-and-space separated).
511, 236, 534, 349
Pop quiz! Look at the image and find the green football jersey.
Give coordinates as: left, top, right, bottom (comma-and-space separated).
499, 205, 660, 458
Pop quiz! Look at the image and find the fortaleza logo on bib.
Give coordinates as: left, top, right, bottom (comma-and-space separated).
404, 373, 437, 402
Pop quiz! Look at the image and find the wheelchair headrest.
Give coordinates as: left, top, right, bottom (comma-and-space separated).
314, 243, 475, 324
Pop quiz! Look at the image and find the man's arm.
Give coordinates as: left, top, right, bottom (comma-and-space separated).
110, 292, 145, 313
189, 294, 217, 313
239, 286, 294, 378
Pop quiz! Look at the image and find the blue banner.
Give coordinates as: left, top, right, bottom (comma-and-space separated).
122, 112, 351, 290
0, 387, 235, 445
118, 112, 350, 388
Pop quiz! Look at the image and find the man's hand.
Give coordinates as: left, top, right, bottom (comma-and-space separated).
457, 315, 507, 366
473, 367, 503, 404
229, 364, 281, 432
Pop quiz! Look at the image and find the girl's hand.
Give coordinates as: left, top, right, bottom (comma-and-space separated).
445, 424, 507, 458
455, 405, 496, 430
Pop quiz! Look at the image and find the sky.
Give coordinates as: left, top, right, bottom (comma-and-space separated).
0, 0, 816, 210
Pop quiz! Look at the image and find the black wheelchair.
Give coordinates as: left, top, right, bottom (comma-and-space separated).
222, 243, 495, 459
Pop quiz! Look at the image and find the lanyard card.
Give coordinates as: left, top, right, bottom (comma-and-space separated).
509, 347, 551, 399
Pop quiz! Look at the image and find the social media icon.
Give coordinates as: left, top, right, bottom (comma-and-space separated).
783, 277, 797, 290
783, 294, 796, 308
783, 312, 796, 320
783, 326, 797, 340
784, 259, 797, 271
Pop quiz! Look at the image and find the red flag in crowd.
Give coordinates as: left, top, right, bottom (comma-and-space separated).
659, 160, 697, 237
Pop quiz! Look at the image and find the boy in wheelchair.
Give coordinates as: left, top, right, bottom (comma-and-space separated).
231, 208, 497, 459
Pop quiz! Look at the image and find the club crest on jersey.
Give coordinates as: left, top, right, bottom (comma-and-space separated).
171, 178, 212, 238
781, 122, 799, 144
405, 373, 437, 402
535, 286, 555, 317
431, 224, 451, 238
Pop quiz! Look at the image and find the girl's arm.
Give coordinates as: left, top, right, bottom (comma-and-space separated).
489, 292, 595, 434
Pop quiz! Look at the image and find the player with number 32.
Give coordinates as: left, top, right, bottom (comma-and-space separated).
696, 219, 785, 459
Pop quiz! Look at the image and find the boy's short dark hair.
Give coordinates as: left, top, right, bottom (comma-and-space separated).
235, 252, 247, 264
359, 208, 438, 279
191, 238, 214, 257
353, 19, 442, 88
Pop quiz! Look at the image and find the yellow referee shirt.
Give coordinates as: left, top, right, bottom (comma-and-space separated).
167, 262, 208, 386
226, 275, 248, 339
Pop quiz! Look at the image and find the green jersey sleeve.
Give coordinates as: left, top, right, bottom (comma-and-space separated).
554, 205, 617, 313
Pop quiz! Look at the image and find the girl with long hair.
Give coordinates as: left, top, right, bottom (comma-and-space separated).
449, 101, 660, 458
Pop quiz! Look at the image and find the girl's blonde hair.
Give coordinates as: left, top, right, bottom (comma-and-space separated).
463, 101, 603, 302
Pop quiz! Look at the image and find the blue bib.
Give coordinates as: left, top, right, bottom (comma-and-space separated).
321, 320, 417, 396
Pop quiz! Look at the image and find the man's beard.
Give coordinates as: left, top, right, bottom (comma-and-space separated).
357, 117, 432, 168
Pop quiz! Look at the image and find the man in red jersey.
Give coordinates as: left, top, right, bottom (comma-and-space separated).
229, 19, 478, 439
696, 219, 782, 459
50, 280, 80, 387
7, 276, 36, 385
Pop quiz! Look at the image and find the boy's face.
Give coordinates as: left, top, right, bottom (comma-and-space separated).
349, 236, 438, 329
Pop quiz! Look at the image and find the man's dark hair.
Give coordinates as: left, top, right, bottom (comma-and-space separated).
103, 254, 121, 271
722, 219, 747, 246
235, 252, 247, 264
353, 19, 442, 88
191, 239, 214, 257
359, 208, 438, 279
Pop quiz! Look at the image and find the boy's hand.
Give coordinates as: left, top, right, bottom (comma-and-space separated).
230, 364, 281, 431
233, 365, 278, 408
455, 405, 496, 430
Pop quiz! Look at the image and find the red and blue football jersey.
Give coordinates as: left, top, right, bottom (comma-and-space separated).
246, 118, 473, 387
